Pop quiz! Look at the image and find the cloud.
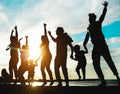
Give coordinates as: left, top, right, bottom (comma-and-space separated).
1, 0, 119, 35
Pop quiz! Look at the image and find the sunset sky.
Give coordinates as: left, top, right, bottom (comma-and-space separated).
0, 0, 120, 80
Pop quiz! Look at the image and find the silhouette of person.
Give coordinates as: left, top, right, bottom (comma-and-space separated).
36, 23, 53, 86
1, 68, 11, 84
71, 44, 88, 80
28, 59, 37, 85
48, 27, 73, 86
18, 36, 29, 85
8, 25, 21, 80
83, 1, 120, 86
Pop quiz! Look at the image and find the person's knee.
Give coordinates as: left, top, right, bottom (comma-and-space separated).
76, 68, 79, 73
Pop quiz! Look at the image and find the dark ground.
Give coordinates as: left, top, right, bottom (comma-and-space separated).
0, 79, 120, 94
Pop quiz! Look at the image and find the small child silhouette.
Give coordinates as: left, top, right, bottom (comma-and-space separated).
1, 68, 11, 84
71, 45, 88, 80
28, 59, 37, 85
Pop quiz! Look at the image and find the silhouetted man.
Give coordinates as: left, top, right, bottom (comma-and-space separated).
84, 1, 120, 86
48, 27, 73, 86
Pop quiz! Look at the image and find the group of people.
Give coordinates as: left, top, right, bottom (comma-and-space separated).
1, 1, 120, 86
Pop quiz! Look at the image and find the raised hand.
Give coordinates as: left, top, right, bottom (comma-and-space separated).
19, 38, 23, 42
25, 35, 28, 38
102, 1, 108, 7
44, 23, 47, 27
11, 29, 14, 33
48, 31, 51, 35
14, 25, 17, 30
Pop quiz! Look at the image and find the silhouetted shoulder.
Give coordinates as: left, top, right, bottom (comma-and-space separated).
63, 33, 73, 43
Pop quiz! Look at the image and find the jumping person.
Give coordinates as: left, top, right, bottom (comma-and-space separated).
48, 27, 73, 86
83, 1, 120, 86
71, 44, 88, 80
8, 25, 21, 80
36, 23, 53, 86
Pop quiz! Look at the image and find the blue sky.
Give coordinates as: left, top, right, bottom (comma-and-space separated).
0, 0, 120, 79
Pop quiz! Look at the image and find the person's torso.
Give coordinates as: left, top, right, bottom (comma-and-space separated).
88, 21, 106, 45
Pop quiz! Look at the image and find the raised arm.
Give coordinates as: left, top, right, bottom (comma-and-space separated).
48, 31, 56, 42
10, 29, 14, 41
84, 45, 88, 53
14, 25, 18, 37
44, 23, 47, 36
99, 1, 108, 23
25, 36, 28, 46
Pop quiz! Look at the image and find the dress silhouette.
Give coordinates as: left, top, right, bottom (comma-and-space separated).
83, 1, 120, 86
71, 44, 88, 80
48, 27, 73, 86
36, 23, 53, 86
18, 36, 29, 85
8, 25, 21, 80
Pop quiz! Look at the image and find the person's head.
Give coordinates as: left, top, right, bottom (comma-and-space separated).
89, 13, 96, 24
22, 45, 26, 49
56, 27, 64, 36
41, 35, 47, 42
73, 45, 80, 53
1, 68, 7, 77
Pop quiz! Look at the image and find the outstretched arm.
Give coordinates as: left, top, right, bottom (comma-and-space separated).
48, 31, 56, 42
84, 45, 88, 53
99, 1, 108, 23
83, 32, 89, 46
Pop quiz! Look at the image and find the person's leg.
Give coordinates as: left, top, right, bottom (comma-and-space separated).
13, 58, 19, 80
9, 58, 13, 79
62, 61, 69, 86
102, 47, 120, 85
76, 64, 81, 80
55, 57, 61, 86
92, 47, 106, 86
46, 57, 54, 86
46, 65, 54, 86
17, 66, 26, 85
13, 63, 18, 80
41, 61, 46, 86
82, 65, 86, 80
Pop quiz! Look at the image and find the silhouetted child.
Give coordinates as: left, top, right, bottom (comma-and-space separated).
1, 68, 11, 84
71, 45, 88, 80
28, 59, 37, 85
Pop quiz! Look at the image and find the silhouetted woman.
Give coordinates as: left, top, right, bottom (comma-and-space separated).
37, 23, 53, 86
18, 36, 29, 85
8, 25, 21, 80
